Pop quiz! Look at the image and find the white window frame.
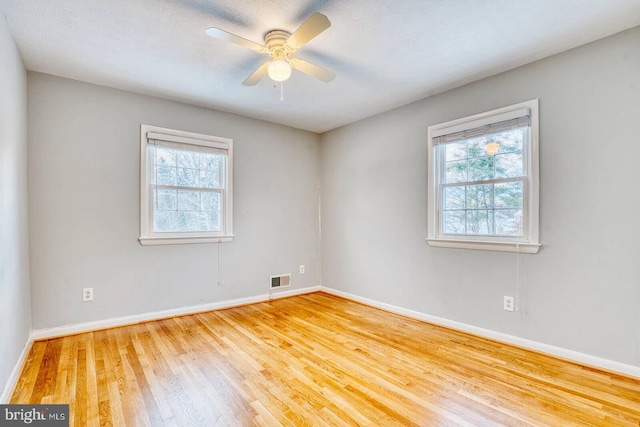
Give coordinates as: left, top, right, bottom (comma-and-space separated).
139, 124, 234, 246
426, 99, 540, 253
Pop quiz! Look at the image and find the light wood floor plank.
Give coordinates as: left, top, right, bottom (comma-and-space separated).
10, 292, 640, 426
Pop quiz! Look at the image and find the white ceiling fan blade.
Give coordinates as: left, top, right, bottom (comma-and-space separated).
290, 58, 335, 83
206, 27, 266, 52
243, 62, 270, 86
285, 12, 331, 50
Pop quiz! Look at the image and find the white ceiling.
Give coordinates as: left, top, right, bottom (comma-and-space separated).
1, 1, 640, 133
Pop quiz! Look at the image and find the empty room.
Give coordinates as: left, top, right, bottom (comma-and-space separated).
1, 0, 639, 425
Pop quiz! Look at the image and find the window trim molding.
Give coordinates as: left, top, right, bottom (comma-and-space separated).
426, 99, 540, 253
139, 124, 234, 246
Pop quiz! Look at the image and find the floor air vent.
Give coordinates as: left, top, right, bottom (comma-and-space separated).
270, 274, 291, 289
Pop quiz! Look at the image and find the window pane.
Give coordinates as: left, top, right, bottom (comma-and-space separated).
177, 211, 200, 231
467, 137, 486, 159
177, 150, 199, 169
466, 210, 493, 235
156, 166, 176, 186
152, 189, 222, 233
445, 160, 467, 183
200, 170, 221, 188
440, 182, 524, 237
468, 157, 494, 181
177, 167, 199, 187
155, 152, 225, 188
201, 191, 221, 212
156, 147, 176, 167
443, 186, 465, 210
153, 189, 177, 210
439, 133, 525, 237
495, 209, 523, 236
466, 184, 493, 209
153, 211, 177, 232
495, 152, 523, 178
443, 211, 465, 234
200, 153, 222, 171
439, 131, 525, 237
178, 190, 200, 211
445, 141, 467, 161
199, 212, 220, 232
494, 182, 523, 208
171, 211, 220, 232
496, 128, 524, 153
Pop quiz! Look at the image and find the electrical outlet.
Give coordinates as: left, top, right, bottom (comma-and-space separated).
83, 287, 93, 302
503, 296, 514, 312
299, 265, 305, 275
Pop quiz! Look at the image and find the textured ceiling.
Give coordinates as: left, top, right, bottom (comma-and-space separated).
1, 0, 640, 133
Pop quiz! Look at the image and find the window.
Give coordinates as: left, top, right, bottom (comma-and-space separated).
427, 99, 540, 253
139, 124, 233, 245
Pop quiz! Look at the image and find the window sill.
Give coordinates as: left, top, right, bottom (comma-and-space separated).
426, 238, 540, 253
139, 235, 235, 246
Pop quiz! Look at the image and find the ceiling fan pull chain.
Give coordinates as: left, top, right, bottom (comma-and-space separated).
280, 82, 284, 101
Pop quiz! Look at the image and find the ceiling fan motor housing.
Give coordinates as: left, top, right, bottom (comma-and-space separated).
265, 30, 292, 59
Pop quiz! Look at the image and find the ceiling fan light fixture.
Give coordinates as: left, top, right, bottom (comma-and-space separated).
267, 59, 291, 82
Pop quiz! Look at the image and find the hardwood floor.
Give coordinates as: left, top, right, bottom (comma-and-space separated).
10, 292, 640, 426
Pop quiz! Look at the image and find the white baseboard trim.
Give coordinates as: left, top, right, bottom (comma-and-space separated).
7, 284, 636, 402
0, 338, 33, 404
30, 285, 321, 341
320, 287, 640, 379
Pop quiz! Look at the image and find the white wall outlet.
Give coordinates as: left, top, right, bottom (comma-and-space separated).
83, 287, 93, 302
299, 265, 305, 275
503, 296, 514, 312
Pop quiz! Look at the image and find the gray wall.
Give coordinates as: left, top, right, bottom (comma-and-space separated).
320, 27, 640, 367
0, 16, 31, 396
28, 73, 320, 329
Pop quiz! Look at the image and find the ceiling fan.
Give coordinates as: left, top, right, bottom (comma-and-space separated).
206, 12, 335, 86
